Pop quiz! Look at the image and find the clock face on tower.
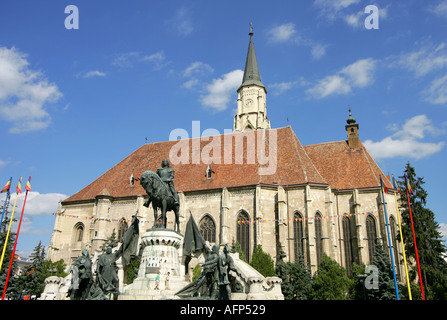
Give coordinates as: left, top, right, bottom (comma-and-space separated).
245, 98, 253, 106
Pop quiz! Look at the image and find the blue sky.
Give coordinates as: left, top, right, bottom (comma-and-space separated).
0, 0, 446, 258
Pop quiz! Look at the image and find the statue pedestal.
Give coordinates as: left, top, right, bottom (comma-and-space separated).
119, 228, 187, 300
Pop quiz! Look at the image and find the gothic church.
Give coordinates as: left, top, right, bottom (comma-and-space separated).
48, 28, 404, 283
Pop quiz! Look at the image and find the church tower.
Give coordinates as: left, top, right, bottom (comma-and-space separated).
345, 108, 360, 148
233, 24, 271, 132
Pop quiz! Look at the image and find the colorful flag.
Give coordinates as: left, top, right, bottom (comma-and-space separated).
25, 178, 31, 192
384, 183, 389, 194
406, 178, 413, 194
16, 177, 22, 194
1, 179, 11, 193
392, 176, 401, 194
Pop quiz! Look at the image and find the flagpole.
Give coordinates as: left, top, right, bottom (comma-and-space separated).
393, 174, 412, 300
0, 177, 12, 226
380, 175, 400, 300
0, 177, 22, 273
404, 173, 425, 300
2, 177, 31, 300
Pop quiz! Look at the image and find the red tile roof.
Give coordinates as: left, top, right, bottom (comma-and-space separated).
62, 126, 391, 203
303, 140, 393, 190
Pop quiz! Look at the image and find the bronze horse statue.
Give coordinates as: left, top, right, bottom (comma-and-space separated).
139, 170, 180, 232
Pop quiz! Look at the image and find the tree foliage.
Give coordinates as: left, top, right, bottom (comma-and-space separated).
397, 162, 447, 300
0, 210, 18, 298
366, 240, 398, 300
277, 256, 313, 300
309, 253, 351, 300
250, 245, 276, 277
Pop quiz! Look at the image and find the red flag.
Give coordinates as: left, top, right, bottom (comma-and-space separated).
16, 177, 22, 194
1, 180, 11, 193
25, 178, 31, 192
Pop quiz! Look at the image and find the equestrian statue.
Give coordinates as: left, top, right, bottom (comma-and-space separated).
139, 159, 180, 232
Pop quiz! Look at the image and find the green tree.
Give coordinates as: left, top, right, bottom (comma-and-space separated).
126, 257, 140, 284
230, 240, 247, 263
100, 229, 119, 252
366, 240, 398, 300
397, 162, 447, 300
0, 210, 18, 299
16, 241, 47, 297
277, 257, 313, 300
250, 245, 276, 277
309, 254, 351, 300
348, 263, 367, 300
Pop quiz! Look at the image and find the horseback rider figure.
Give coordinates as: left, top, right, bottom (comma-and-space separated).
156, 159, 179, 205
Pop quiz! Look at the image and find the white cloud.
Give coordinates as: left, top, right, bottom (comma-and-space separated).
267, 23, 327, 59
0, 46, 62, 133
307, 75, 351, 98
76, 70, 106, 78
181, 62, 214, 90
112, 52, 140, 68
314, 0, 360, 13
391, 42, 447, 105
3, 191, 68, 216
363, 115, 445, 159
269, 81, 298, 96
310, 44, 327, 60
0, 159, 8, 167
267, 23, 297, 43
314, 0, 387, 29
424, 74, 447, 105
112, 51, 168, 70
340, 58, 376, 87
306, 58, 376, 98
396, 42, 447, 77
142, 51, 168, 70
166, 7, 194, 36
429, 0, 447, 19
344, 11, 364, 28
183, 61, 213, 77
439, 223, 447, 241
182, 78, 199, 89
200, 69, 243, 112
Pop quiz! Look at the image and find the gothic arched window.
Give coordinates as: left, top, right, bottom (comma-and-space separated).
315, 212, 323, 266
366, 215, 377, 263
73, 222, 84, 243
118, 219, 128, 242
199, 215, 216, 243
293, 212, 304, 261
343, 216, 353, 276
237, 210, 250, 262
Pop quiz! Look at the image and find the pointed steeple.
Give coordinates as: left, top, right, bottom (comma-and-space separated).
239, 23, 265, 90
234, 23, 270, 132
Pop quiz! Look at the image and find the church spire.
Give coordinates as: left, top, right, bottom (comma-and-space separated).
234, 23, 270, 132
239, 22, 265, 91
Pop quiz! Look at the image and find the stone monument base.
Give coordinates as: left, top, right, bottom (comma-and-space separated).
119, 228, 187, 300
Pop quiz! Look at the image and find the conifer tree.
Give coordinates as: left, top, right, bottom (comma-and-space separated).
250, 245, 276, 277
230, 240, 247, 263
0, 210, 18, 299
309, 253, 351, 300
277, 256, 313, 300
100, 229, 119, 251
397, 162, 447, 299
366, 240, 397, 300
